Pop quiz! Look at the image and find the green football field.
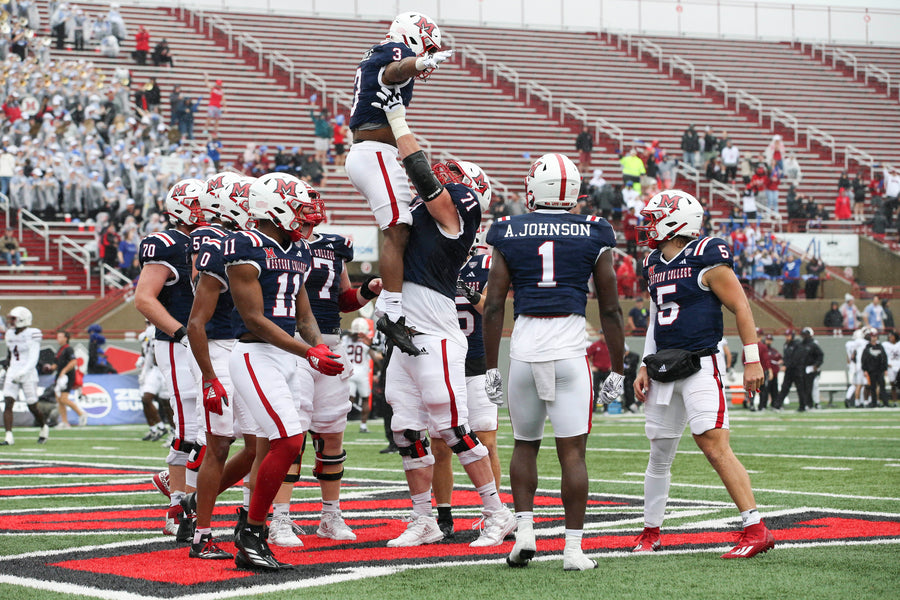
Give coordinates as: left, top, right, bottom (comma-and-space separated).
1, 406, 898, 600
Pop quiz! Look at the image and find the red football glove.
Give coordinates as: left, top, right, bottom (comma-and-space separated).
202, 377, 228, 415
307, 344, 344, 376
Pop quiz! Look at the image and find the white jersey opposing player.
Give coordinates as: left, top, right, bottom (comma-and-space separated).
1, 306, 48, 445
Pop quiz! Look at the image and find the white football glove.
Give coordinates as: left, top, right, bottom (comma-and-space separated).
371, 85, 405, 116
485, 368, 504, 406
598, 372, 625, 405
416, 49, 453, 72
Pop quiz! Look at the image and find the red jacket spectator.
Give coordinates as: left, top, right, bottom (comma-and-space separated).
623, 210, 639, 243
616, 258, 637, 298
135, 27, 150, 52
749, 167, 767, 193
834, 188, 852, 220
586, 338, 611, 372
765, 171, 780, 191
2, 97, 22, 123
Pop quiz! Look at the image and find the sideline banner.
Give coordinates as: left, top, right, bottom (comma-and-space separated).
11, 374, 146, 427
776, 233, 859, 267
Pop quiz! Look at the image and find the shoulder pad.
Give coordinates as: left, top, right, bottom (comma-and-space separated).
692, 237, 733, 267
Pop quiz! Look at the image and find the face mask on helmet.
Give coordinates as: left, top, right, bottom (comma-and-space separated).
8, 306, 32, 328
388, 12, 441, 78
249, 174, 323, 242
636, 190, 704, 249
165, 178, 206, 227
433, 159, 492, 211
201, 172, 241, 220
524, 153, 581, 211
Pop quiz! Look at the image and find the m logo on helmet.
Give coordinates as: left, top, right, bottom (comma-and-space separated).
415, 16, 436, 37
470, 172, 488, 195
658, 193, 680, 214
274, 178, 298, 199
230, 182, 251, 200
206, 176, 226, 193
170, 183, 189, 197
527, 160, 542, 179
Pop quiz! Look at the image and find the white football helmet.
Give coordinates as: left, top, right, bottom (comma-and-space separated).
350, 317, 370, 336
248, 173, 325, 242
8, 306, 33, 328
472, 220, 492, 255
201, 171, 242, 219
218, 176, 257, 230
387, 12, 441, 57
433, 159, 491, 211
164, 178, 205, 226
852, 328, 865, 340
525, 153, 581, 211
637, 189, 704, 249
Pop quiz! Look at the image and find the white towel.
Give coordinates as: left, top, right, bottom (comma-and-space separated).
532, 361, 556, 403
648, 379, 676, 406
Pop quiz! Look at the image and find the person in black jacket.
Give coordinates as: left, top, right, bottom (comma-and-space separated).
824, 301, 843, 334
776, 329, 806, 410
799, 328, 824, 411
575, 126, 593, 172
861, 330, 891, 407
680, 124, 701, 168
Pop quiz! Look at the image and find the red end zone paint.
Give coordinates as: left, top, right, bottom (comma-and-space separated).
53, 547, 254, 584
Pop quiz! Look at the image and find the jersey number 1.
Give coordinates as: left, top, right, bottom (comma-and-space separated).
273, 273, 302, 318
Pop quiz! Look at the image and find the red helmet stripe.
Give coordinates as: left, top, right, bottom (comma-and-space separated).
554, 154, 567, 204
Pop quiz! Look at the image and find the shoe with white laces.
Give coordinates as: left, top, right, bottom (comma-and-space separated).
721, 522, 775, 559
152, 470, 171, 498
387, 514, 443, 547
163, 505, 181, 536
470, 507, 516, 547
189, 533, 233, 560
563, 548, 598, 571
506, 526, 536, 568
267, 514, 303, 547
317, 511, 357, 541
37, 424, 49, 444
633, 526, 661, 552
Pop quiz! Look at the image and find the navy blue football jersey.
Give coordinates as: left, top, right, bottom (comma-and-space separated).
305, 233, 354, 333
195, 238, 234, 340
404, 183, 483, 299
642, 236, 734, 352
222, 229, 312, 339
190, 224, 228, 256
486, 211, 616, 318
457, 253, 491, 360
349, 41, 416, 131
139, 229, 193, 342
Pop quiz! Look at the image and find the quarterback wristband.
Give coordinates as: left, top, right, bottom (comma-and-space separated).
386, 110, 412, 139
743, 343, 760, 364
172, 326, 188, 343
359, 275, 378, 300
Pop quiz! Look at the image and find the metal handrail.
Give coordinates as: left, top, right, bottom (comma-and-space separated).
99, 263, 133, 297
832, 47, 858, 78
669, 55, 695, 87
442, 31, 456, 50
806, 126, 836, 162
770, 108, 799, 140
17, 208, 49, 260
594, 116, 624, 153
710, 179, 782, 227
300, 70, 327, 105
735, 90, 763, 124
811, 41, 827, 62
0, 192, 8, 227
636, 39, 663, 70
559, 99, 587, 125
236, 34, 264, 69
458, 44, 488, 79
618, 32, 632, 54
676, 162, 700, 187
845, 144, 875, 176
525, 81, 552, 118
701, 72, 728, 104
270, 51, 295, 89
864, 64, 892, 98
330, 89, 352, 115
57, 235, 93, 290
493, 62, 520, 98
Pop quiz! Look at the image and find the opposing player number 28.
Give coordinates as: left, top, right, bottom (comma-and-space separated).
655, 284, 680, 325
273, 272, 302, 318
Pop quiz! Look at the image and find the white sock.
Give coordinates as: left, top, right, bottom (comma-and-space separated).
193, 526, 211, 544
185, 468, 197, 489
476, 481, 503, 513
741, 509, 761, 528
170, 491, 184, 508
411, 491, 432, 517
643, 473, 670, 528
322, 499, 340, 514
242, 484, 251, 509
515, 511, 534, 524
376, 290, 403, 320
564, 529, 584, 552
273, 502, 290, 518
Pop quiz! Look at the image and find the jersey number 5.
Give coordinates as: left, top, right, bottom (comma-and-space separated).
655, 284, 680, 325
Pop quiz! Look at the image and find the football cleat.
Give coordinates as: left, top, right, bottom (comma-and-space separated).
563, 549, 598, 571
267, 514, 303, 547
387, 514, 443, 547
1, 431, 14, 446
234, 507, 248, 542
376, 315, 422, 356
78, 413, 88, 427
470, 507, 516, 547
163, 505, 182, 536
506, 528, 536, 568
235, 526, 293, 571
379, 444, 399, 454
633, 526, 661, 552
721, 522, 775, 559
176, 514, 196, 545
437, 512, 454, 538
290, 519, 307, 536
37, 425, 49, 444
189, 533, 233, 560
317, 511, 357, 541
180, 492, 197, 518
141, 429, 156, 441
152, 470, 171, 498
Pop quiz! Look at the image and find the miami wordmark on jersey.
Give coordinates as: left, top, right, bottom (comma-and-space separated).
138, 229, 193, 342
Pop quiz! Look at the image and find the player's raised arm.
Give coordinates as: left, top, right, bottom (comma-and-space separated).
382, 13, 452, 83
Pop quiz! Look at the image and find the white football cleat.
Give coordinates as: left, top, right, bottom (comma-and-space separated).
387, 514, 443, 547
317, 511, 357, 541
267, 514, 303, 547
470, 507, 516, 547
507, 526, 537, 567
563, 548, 598, 571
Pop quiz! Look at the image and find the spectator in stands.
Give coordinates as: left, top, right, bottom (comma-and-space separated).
272, 146, 290, 173
133, 25, 150, 65
782, 255, 801, 299
834, 187, 852, 220
783, 152, 801, 183
99, 221, 120, 269
840, 294, 864, 332
489, 194, 509, 219
679, 124, 700, 168
310, 105, 331, 165
721, 139, 739, 182
705, 156, 725, 183
864, 295, 887, 332
805, 257, 824, 299
205, 138, 222, 170
851, 171, 867, 221
622, 206, 639, 258
824, 301, 843, 335
0, 229, 23, 270
861, 330, 891, 407
151, 38, 173, 68
586, 332, 610, 410
72, 8, 86, 51
702, 126, 717, 165
619, 148, 645, 188
575, 125, 593, 172
625, 296, 648, 335
300, 154, 325, 187
764, 134, 785, 175
178, 95, 200, 140
118, 223, 139, 278
0, 146, 13, 198
204, 75, 225, 139
741, 185, 758, 221
99, 34, 119, 58
50, 3, 69, 50
883, 300, 895, 330
106, 2, 128, 41
615, 256, 637, 299
765, 169, 781, 214
837, 170, 851, 192
656, 150, 676, 189
332, 114, 349, 168
883, 166, 900, 228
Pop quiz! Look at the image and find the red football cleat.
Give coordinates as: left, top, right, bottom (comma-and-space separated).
632, 526, 661, 552
721, 522, 775, 559
152, 470, 171, 498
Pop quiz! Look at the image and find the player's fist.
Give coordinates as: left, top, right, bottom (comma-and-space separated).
598, 372, 624, 405
456, 279, 481, 305
416, 49, 453, 72
308, 344, 344, 376
371, 85, 404, 115
202, 377, 228, 415
485, 368, 504, 405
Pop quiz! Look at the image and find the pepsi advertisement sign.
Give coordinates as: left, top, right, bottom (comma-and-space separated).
10, 374, 147, 427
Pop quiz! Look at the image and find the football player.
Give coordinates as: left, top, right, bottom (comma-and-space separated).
266, 200, 381, 548
885, 330, 900, 404
431, 168, 501, 539
632, 189, 775, 559
136, 320, 171, 442
845, 327, 868, 407
1, 306, 46, 445
184, 175, 260, 560
344, 318, 375, 434
372, 86, 515, 549
134, 179, 203, 541
345, 11, 452, 356
483, 153, 625, 571
225, 173, 343, 571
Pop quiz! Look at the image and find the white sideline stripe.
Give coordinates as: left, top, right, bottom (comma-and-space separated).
802, 466, 852, 471
582, 447, 898, 462
591, 478, 900, 501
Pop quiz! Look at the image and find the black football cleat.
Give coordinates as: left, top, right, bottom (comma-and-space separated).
376, 315, 422, 356
234, 507, 248, 543
189, 533, 234, 560
235, 526, 293, 571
